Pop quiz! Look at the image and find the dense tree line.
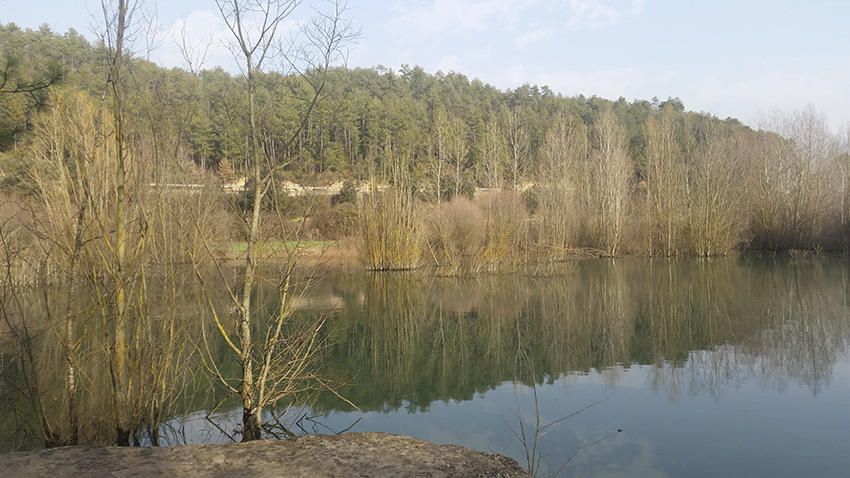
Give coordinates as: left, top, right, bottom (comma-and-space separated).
2, 22, 849, 262
1, 22, 698, 186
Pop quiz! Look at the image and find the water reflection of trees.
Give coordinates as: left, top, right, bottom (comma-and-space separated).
0, 270, 221, 451
315, 259, 850, 412
0, 265, 340, 451
3, 259, 848, 449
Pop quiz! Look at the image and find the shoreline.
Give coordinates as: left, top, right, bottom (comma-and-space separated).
0, 432, 528, 477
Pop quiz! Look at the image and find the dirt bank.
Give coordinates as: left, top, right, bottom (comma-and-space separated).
0, 432, 528, 477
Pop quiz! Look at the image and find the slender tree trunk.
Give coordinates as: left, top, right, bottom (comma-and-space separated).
62, 199, 87, 445
239, 60, 262, 442
108, 0, 131, 447
455, 158, 460, 199
436, 161, 442, 206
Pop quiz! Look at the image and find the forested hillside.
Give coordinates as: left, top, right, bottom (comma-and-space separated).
2, 22, 848, 256
1, 23, 712, 183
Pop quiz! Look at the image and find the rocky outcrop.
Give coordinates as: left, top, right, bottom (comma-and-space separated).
0, 432, 528, 477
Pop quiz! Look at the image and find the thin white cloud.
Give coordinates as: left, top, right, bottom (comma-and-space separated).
392, 0, 536, 36
390, 0, 645, 37
436, 54, 462, 72
151, 7, 301, 74
151, 9, 237, 71
514, 27, 550, 48
565, 0, 646, 29
393, 0, 646, 36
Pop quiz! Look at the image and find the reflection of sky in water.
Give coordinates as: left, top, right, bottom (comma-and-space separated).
316, 363, 850, 477
137, 260, 850, 476
6, 256, 850, 477
175, 353, 850, 477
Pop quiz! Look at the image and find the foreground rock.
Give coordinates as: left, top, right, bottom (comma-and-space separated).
0, 432, 528, 477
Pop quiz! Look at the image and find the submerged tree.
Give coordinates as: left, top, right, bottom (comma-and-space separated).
685, 122, 746, 256
591, 108, 632, 256
209, 0, 355, 441
537, 112, 588, 253
644, 106, 686, 256
98, 0, 149, 446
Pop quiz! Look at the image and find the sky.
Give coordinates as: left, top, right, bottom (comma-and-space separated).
3, 0, 849, 130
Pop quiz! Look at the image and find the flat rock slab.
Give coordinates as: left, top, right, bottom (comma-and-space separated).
0, 432, 528, 477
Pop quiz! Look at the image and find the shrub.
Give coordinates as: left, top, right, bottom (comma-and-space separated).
423, 192, 530, 275
476, 191, 529, 271
358, 188, 424, 271
314, 203, 359, 239
427, 198, 486, 274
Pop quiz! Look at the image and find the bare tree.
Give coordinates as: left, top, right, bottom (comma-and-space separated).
28, 90, 103, 445
0, 201, 62, 447
538, 112, 588, 253
747, 126, 790, 250
98, 0, 149, 446
591, 108, 632, 256
211, 0, 355, 441
782, 107, 838, 248
425, 107, 468, 202
645, 106, 685, 256
477, 117, 507, 189
750, 107, 839, 250
427, 107, 449, 204
505, 108, 530, 191
447, 115, 469, 199
838, 125, 850, 245
359, 146, 424, 271
686, 123, 746, 256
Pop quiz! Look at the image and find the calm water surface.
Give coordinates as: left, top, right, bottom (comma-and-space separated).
306, 258, 850, 477
5, 257, 850, 477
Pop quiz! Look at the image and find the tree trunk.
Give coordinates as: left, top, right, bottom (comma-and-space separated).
63, 199, 87, 445
108, 0, 131, 447
239, 58, 261, 442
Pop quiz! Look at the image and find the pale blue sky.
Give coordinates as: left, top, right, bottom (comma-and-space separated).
3, 0, 849, 129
